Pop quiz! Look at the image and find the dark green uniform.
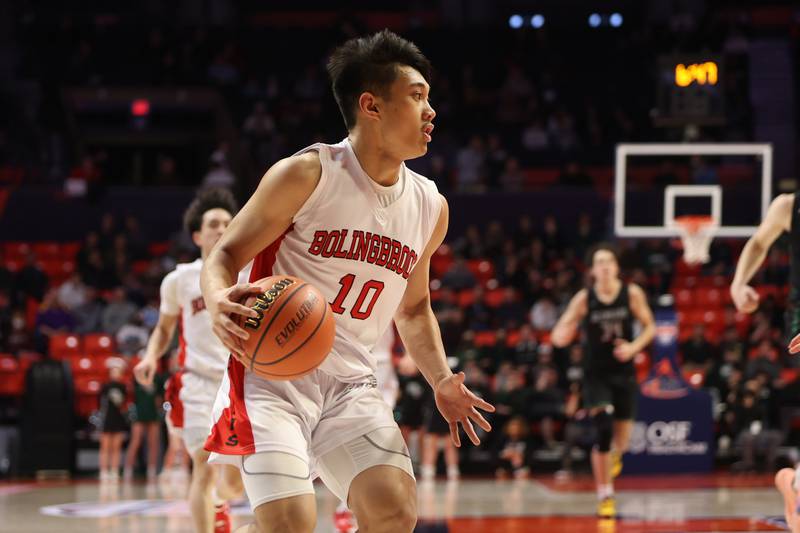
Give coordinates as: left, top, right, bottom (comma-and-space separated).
582, 284, 638, 420
130, 373, 166, 423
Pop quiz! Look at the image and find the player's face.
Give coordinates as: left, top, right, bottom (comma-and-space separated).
591, 249, 619, 282
194, 208, 232, 254
377, 65, 436, 161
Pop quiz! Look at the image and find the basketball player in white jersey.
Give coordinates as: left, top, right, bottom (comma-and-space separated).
200, 30, 495, 533
134, 189, 246, 533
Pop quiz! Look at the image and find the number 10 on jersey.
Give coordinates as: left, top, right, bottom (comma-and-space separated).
330, 274, 385, 320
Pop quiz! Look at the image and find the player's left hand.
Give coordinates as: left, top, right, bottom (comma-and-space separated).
434, 372, 495, 447
613, 339, 637, 362
788, 333, 800, 354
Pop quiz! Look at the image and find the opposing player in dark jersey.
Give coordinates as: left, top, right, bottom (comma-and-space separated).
731, 193, 798, 335
730, 193, 800, 522
552, 243, 655, 518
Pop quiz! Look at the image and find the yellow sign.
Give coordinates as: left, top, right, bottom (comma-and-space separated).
675, 62, 718, 87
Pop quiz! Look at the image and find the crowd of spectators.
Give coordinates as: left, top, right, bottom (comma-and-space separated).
2, 4, 756, 193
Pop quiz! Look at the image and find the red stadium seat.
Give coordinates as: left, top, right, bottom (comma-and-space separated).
49, 333, 82, 359
60, 242, 81, 260
67, 355, 107, 378
457, 289, 475, 308
484, 288, 506, 308
4, 242, 30, 260
696, 287, 724, 309
32, 242, 61, 261
506, 329, 521, 346
674, 289, 694, 309
84, 333, 115, 356
466, 260, 496, 286
430, 244, 453, 277
0, 355, 24, 396
474, 331, 497, 347
148, 242, 170, 257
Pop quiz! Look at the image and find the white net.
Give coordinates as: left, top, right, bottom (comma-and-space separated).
673, 216, 717, 265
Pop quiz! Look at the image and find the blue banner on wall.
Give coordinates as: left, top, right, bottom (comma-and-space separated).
625, 300, 714, 474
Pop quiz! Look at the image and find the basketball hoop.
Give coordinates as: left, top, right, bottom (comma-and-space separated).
673, 215, 717, 265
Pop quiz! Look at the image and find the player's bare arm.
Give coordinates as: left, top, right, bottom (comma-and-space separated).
731, 193, 793, 313
133, 312, 178, 386
394, 195, 494, 447
613, 283, 655, 362
551, 289, 589, 348
201, 152, 322, 357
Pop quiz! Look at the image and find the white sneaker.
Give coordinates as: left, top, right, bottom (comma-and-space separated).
420, 464, 435, 481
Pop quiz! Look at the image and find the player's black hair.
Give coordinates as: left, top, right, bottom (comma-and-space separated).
183, 188, 238, 233
327, 29, 432, 130
585, 242, 620, 267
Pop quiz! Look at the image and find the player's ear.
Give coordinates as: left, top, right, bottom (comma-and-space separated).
358, 92, 381, 121
191, 231, 202, 247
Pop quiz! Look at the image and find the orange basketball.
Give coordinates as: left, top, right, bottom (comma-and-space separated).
234, 275, 335, 380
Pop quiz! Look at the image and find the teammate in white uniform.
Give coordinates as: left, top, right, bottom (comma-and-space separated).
201, 30, 494, 533
134, 189, 246, 533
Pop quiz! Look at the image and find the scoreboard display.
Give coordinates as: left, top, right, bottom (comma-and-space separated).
653, 55, 725, 126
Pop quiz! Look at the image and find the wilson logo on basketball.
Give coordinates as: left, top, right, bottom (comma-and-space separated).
243, 278, 296, 330
276, 292, 319, 347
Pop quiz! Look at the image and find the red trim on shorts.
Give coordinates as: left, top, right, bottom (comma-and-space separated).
177, 307, 186, 368
165, 370, 184, 428
204, 232, 291, 455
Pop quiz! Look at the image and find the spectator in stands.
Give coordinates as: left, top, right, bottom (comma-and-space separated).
681, 324, 717, 373
453, 330, 480, 365
466, 286, 492, 332
98, 360, 128, 482
542, 215, 564, 260
528, 365, 566, 450
514, 215, 536, 249
719, 326, 747, 363
494, 416, 531, 479
154, 155, 180, 186
124, 367, 164, 481
496, 288, 525, 330
101, 287, 138, 336
573, 213, 597, 259
530, 294, 558, 331
548, 109, 579, 152
706, 347, 744, 402
76, 231, 101, 273
243, 101, 276, 139
512, 324, 539, 367
455, 135, 486, 192
432, 288, 464, 353
97, 213, 117, 255
440, 256, 477, 290
116, 313, 150, 356
498, 158, 525, 191
123, 215, 149, 261
564, 344, 585, 388
521, 117, 549, 153
452, 225, 485, 260
57, 272, 89, 311
16, 251, 48, 302
201, 147, 235, 189
80, 248, 118, 290
480, 329, 512, 373
485, 134, 509, 188
7, 308, 31, 354
746, 340, 781, 382
732, 387, 783, 472
0, 250, 12, 294
492, 365, 529, 435
73, 286, 105, 334
484, 221, 505, 259
34, 289, 75, 354
559, 161, 593, 188
496, 239, 526, 288
0, 291, 11, 352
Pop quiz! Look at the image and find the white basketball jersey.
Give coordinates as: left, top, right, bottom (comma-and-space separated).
160, 258, 252, 379
249, 138, 441, 381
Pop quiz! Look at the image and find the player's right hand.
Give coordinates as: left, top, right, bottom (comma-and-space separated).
207, 283, 262, 358
731, 284, 760, 314
133, 357, 157, 386
788, 333, 800, 354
